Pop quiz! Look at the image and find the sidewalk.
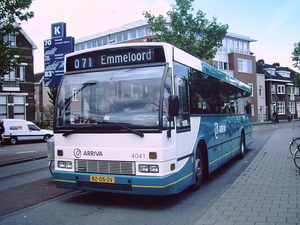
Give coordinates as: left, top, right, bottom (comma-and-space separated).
195, 124, 300, 225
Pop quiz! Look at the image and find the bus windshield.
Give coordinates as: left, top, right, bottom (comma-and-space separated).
56, 65, 171, 130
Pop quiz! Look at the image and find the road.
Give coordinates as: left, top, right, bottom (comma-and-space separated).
0, 122, 293, 225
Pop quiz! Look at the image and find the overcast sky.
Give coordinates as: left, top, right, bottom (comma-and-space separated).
21, 0, 300, 73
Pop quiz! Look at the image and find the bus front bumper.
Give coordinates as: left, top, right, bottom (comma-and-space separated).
53, 170, 193, 196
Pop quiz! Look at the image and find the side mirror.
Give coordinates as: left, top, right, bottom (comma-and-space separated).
168, 95, 179, 117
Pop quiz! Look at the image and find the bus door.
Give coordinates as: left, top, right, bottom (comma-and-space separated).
174, 77, 194, 159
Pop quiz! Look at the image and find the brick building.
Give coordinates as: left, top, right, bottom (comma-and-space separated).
0, 27, 37, 121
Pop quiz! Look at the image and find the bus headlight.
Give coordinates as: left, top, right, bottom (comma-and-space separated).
58, 161, 72, 169
139, 164, 159, 173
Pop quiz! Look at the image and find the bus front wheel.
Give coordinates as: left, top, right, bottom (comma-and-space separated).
190, 150, 204, 191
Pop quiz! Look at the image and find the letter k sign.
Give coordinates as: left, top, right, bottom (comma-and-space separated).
51, 22, 66, 38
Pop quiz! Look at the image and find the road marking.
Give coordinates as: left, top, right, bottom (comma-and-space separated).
16, 151, 37, 154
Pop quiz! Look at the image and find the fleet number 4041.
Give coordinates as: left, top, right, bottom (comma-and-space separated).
131, 153, 146, 159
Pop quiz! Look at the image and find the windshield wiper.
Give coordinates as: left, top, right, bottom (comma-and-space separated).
62, 122, 144, 138
102, 121, 144, 138
62, 125, 98, 137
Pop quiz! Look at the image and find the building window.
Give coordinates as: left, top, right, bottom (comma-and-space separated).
123, 32, 128, 41
277, 101, 285, 115
87, 42, 92, 49
13, 96, 25, 119
19, 66, 25, 81
117, 34, 122, 42
4, 33, 16, 47
213, 61, 228, 70
103, 37, 108, 46
288, 102, 295, 114
238, 59, 253, 73
259, 85, 263, 97
138, 28, 145, 37
277, 85, 285, 94
92, 41, 97, 48
130, 30, 136, 39
248, 83, 254, 97
271, 85, 276, 94
278, 71, 290, 78
146, 27, 152, 36
97, 39, 103, 46
0, 96, 7, 119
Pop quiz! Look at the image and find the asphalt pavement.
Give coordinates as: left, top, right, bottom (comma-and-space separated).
195, 122, 300, 225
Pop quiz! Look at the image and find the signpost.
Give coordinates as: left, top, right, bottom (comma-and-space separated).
44, 22, 74, 87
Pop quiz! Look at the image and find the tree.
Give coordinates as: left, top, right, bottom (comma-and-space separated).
143, 0, 228, 59
0, 0, 34, 75
291, 42, 300, 87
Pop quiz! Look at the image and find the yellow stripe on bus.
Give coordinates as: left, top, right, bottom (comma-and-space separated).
54, 179, 76, 183
209, 139, 254, 166
132, 172, 194, 189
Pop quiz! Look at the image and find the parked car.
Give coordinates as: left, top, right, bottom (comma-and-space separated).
1, 119, 53, 145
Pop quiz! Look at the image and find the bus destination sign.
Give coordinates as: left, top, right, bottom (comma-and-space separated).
66, 46, 166, 72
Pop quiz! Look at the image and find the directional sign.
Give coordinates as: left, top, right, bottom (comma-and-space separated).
44, 36, 74, 86
51, 22, 66, 39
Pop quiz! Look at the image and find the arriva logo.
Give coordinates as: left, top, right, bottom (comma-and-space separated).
214, 123, 219, 139
73, 148, 103, 158
73, 148, 81, 158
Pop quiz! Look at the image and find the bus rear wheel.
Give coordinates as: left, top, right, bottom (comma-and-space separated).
189, 150, 204, 191
239, 133, 246, 159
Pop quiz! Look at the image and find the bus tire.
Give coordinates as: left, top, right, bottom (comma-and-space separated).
189, 149, 204, 191
238, 132, 246, 159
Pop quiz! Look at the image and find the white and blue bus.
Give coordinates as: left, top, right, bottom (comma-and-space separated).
53, 42, 253, 195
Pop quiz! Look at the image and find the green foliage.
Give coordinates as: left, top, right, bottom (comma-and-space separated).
291, 42, 300, 87
143, 0, 228, 59
292, 72, 300, 87
292, 42, 300, 70
0, 0, 34, 75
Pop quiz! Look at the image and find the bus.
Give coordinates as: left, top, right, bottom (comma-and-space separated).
52, 42, 253, 196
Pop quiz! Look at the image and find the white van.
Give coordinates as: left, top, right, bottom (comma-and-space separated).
1, 119, 53, 145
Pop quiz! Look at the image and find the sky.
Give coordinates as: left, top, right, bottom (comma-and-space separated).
21, 0, 300, 73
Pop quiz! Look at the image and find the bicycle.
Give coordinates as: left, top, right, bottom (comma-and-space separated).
289, 137, 300, 156
293, 147, 300, 169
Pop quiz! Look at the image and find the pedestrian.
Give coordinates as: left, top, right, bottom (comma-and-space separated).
0, 121, 5, 146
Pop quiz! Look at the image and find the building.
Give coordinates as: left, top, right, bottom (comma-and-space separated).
257, 60, 299, 121
34, 72, 52, 122
0, 27, 37, 121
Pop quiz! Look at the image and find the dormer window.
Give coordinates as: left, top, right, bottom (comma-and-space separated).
265, 68, 276, 76
278, 71, 290, 78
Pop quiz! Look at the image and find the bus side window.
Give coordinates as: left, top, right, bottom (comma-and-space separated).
176, 78, 190, 130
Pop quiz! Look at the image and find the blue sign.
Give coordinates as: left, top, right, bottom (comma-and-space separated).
44, 36, 74, 86
51, 22, 66, 39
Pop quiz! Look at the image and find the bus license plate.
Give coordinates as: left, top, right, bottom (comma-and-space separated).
90, 175, 115, 183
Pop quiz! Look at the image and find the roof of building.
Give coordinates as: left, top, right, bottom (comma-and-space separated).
75, 19, 256, 44
256, 60, 296, 82
76, 20, 150, 44
0, 21, 37, 49
34, 72, 44, 84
